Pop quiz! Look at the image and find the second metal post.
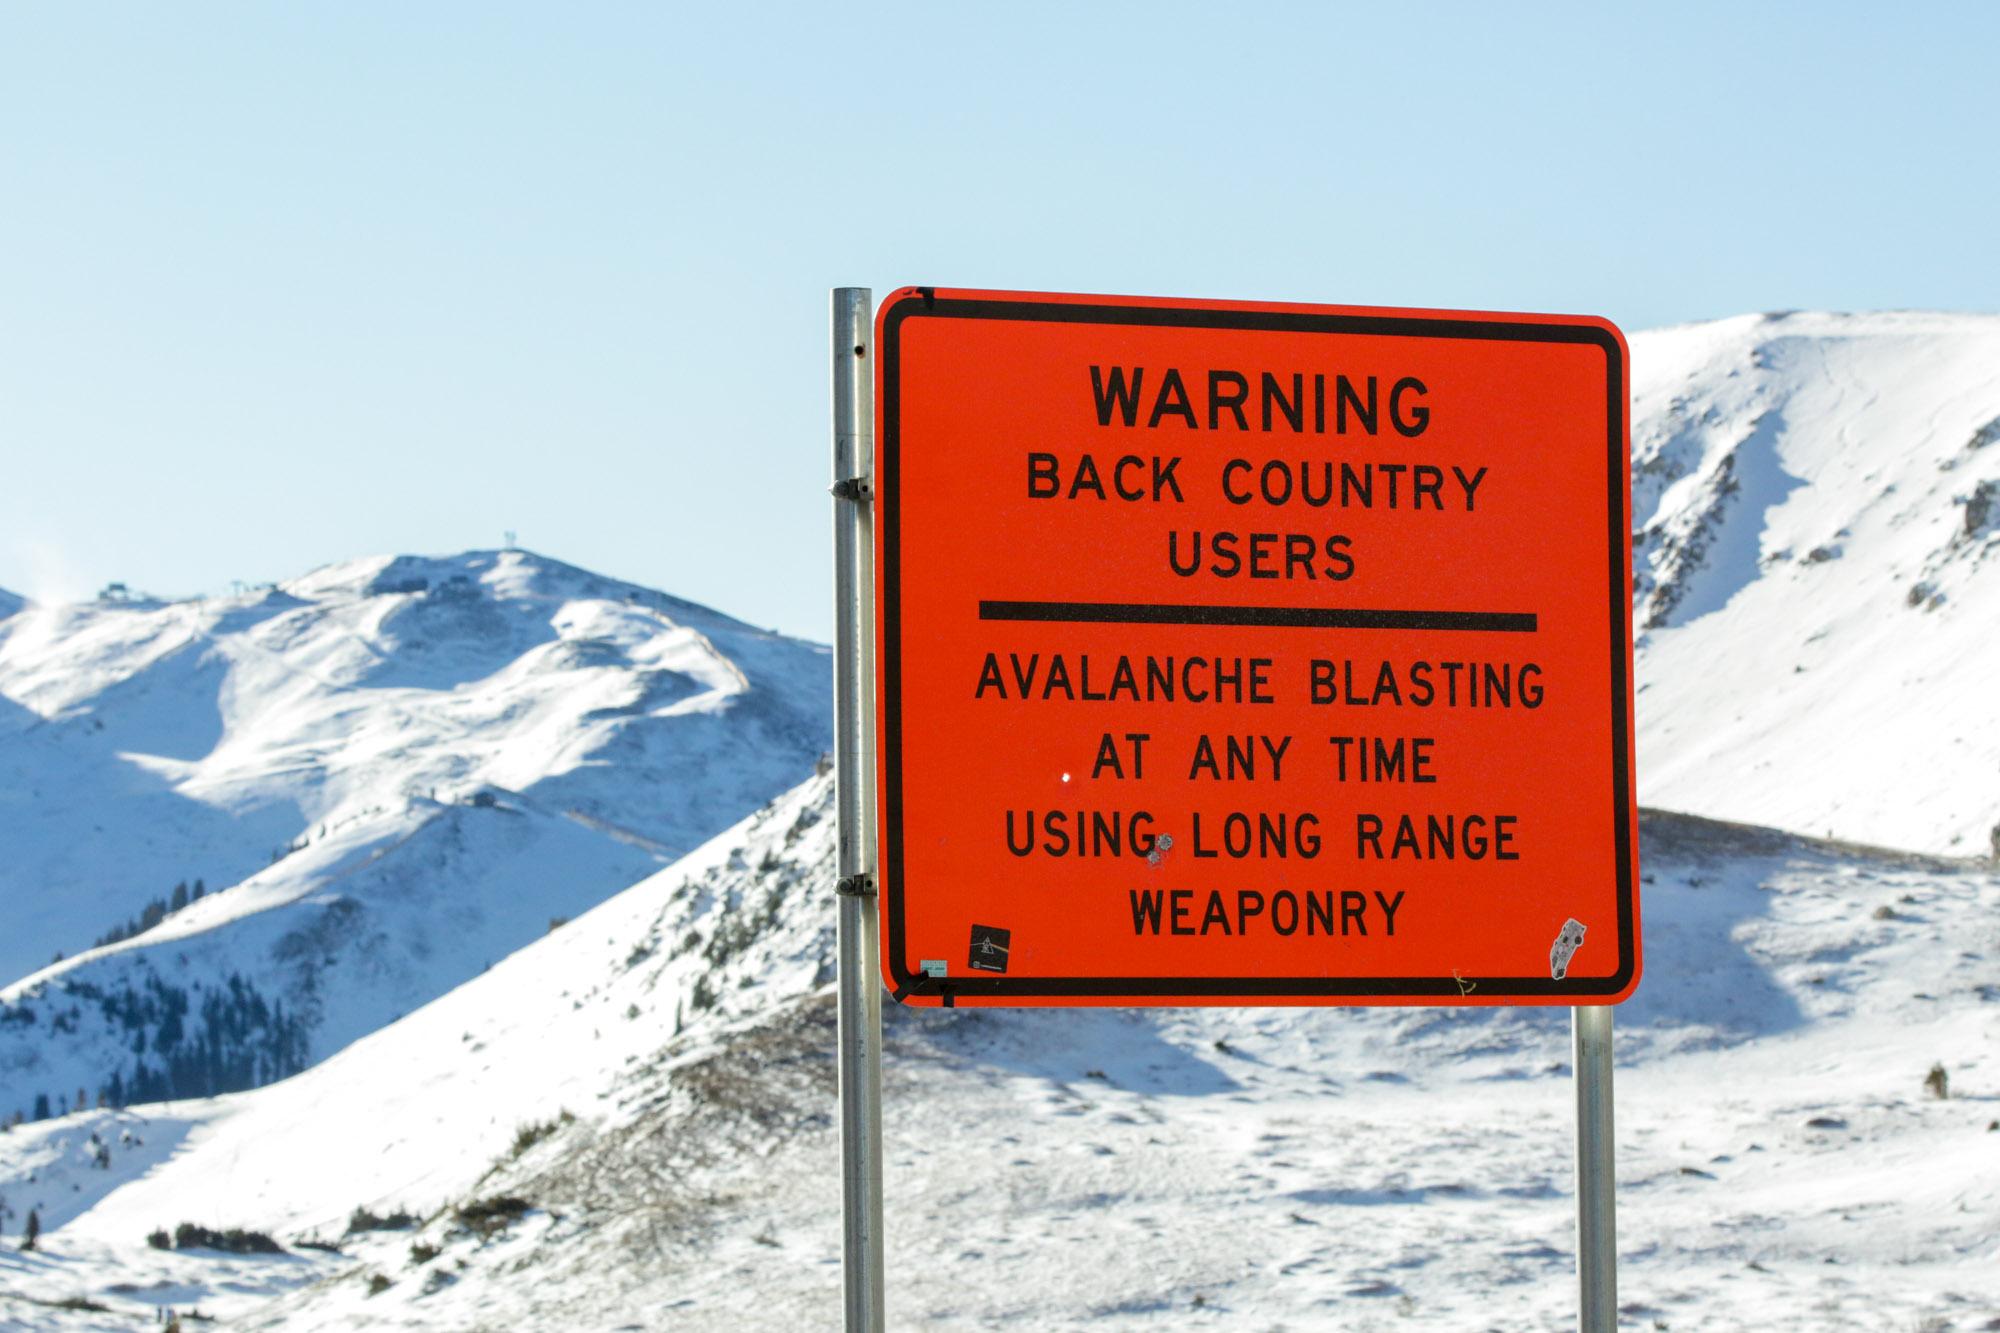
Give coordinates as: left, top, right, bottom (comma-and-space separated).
1573, 1003, 1617, 1332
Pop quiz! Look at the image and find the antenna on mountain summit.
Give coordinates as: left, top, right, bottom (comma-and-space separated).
502, 530, 517, 551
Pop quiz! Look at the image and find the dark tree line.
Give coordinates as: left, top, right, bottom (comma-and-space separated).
93, 879, 207, 950
10, 971, 309, 1122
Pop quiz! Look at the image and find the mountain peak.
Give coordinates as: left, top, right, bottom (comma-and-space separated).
280, 548, 607, 603
275, 548, 769, 637
0, 546, 832, 1117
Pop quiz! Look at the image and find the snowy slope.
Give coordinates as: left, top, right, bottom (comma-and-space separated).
0, 587, 22, 622
0, 549, 829, 1120
0, 772, 840, 1324
1, 779, 1994, 1331
1630, 311, 2000, 855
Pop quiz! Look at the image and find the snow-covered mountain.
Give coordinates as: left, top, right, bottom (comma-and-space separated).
3, 311, 1998, 1330
0, 771, 842, 1323
0, 588, 22, 622
1630, 311, 2000, 855
0, 550, 829, 1121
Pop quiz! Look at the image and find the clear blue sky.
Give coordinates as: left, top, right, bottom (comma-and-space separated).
4, 3, 1995, 640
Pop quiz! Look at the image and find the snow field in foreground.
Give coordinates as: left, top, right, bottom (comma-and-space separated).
2, 801, 1994, 1330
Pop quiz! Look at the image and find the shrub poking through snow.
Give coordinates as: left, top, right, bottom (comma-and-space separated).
510, 1109, 573, 1157
1964, 479, 1999, 541
346, 1205, 418, 1234
1923, 1063, 1949, 1099
409, 1240, 440, 1265
451, 1195, 532, 1239
147, 1228, 171, 1249
172, 1222, 285, 1254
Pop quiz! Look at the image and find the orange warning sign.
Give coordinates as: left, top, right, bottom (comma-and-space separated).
874, 288, 1639, 1007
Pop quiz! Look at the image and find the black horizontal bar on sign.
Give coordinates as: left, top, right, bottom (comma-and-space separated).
978, 600, 1539, 634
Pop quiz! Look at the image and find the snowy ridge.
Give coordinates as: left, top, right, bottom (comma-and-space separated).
1630, 311, 2000, 854
0, 549, 829, 1121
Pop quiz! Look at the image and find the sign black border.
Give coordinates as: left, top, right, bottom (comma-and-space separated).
877, 290, 1637, 1004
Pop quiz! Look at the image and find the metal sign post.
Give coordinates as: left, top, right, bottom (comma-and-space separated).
831, 286, 885, 1333
1573, 1004, 1617, 1331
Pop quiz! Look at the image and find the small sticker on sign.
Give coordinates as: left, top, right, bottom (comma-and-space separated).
1550, 918, 1587, 980
919, 959, 947, 978
967, 925, 1011, 973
